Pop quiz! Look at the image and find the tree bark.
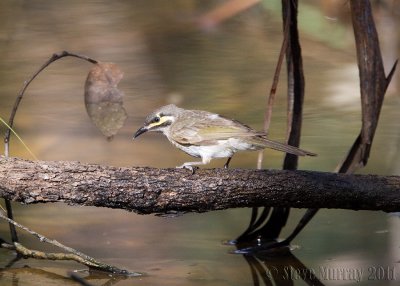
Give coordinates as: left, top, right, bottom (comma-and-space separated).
0, 156, 399, 213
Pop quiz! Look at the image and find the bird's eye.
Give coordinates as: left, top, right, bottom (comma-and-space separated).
154, 116, 160, 123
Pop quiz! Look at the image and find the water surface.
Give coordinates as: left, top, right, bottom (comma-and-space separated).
0, 1, 399, 285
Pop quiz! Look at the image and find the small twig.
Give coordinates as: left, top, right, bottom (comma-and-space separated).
14, 243, 101, 266
256, 1, 291, 169
0, 211, 89, 260
0, 239, 116, 273
0, 238, 16, 251
0, 211, 140, 276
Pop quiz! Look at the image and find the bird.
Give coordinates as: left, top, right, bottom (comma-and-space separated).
133, 104, 316, 172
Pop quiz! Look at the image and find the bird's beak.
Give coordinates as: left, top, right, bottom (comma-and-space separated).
133, 126, 148, 139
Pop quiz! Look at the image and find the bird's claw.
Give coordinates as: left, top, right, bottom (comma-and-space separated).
176, 165, 199, 174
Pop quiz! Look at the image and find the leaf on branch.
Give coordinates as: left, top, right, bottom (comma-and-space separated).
84, 62, 127, 140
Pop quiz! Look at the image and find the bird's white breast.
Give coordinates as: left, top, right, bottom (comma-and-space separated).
167, 137, 254, 160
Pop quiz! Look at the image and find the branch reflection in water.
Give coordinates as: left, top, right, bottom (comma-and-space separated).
231, 232, 324, 286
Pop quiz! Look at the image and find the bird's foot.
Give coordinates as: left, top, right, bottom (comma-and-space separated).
224, 157, 232, 169
176, 164, 199, 174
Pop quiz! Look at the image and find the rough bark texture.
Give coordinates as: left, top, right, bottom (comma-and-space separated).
0, 156, 400, 213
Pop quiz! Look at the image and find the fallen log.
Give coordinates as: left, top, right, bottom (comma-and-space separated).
0, 156, 399, 213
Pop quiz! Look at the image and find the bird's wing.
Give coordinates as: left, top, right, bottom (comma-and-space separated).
170, 112, 262, 145
169, 111, 317, 156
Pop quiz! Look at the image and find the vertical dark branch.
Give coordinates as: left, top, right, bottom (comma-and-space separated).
235, 0, 307, 247
260, 0, 305, 241
234, 0, 397, 257
285, 0, 398, 245
4, 201, 19, 244
263, 0, 305, 238
282, 0, 304, 171
236, 0, 293, 245
337, 0, 397, 173
277, 0, 318, 246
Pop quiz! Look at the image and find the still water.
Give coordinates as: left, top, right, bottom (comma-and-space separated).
0, 0, 399, 285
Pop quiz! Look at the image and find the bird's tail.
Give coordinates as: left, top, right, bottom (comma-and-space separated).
253, 136, 317, 157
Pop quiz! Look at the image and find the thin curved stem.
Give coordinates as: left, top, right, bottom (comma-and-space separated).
2, 50, 98, 244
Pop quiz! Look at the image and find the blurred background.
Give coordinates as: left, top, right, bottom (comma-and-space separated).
0, 0, 399, 285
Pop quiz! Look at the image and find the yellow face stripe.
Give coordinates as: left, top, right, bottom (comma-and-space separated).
148, 115, 174, 128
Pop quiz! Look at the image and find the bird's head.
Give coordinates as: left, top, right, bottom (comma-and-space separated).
133, 104, 181, 139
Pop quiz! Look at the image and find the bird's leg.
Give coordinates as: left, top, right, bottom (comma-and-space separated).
224, 157, 233, 169
177, 157, 211, 174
